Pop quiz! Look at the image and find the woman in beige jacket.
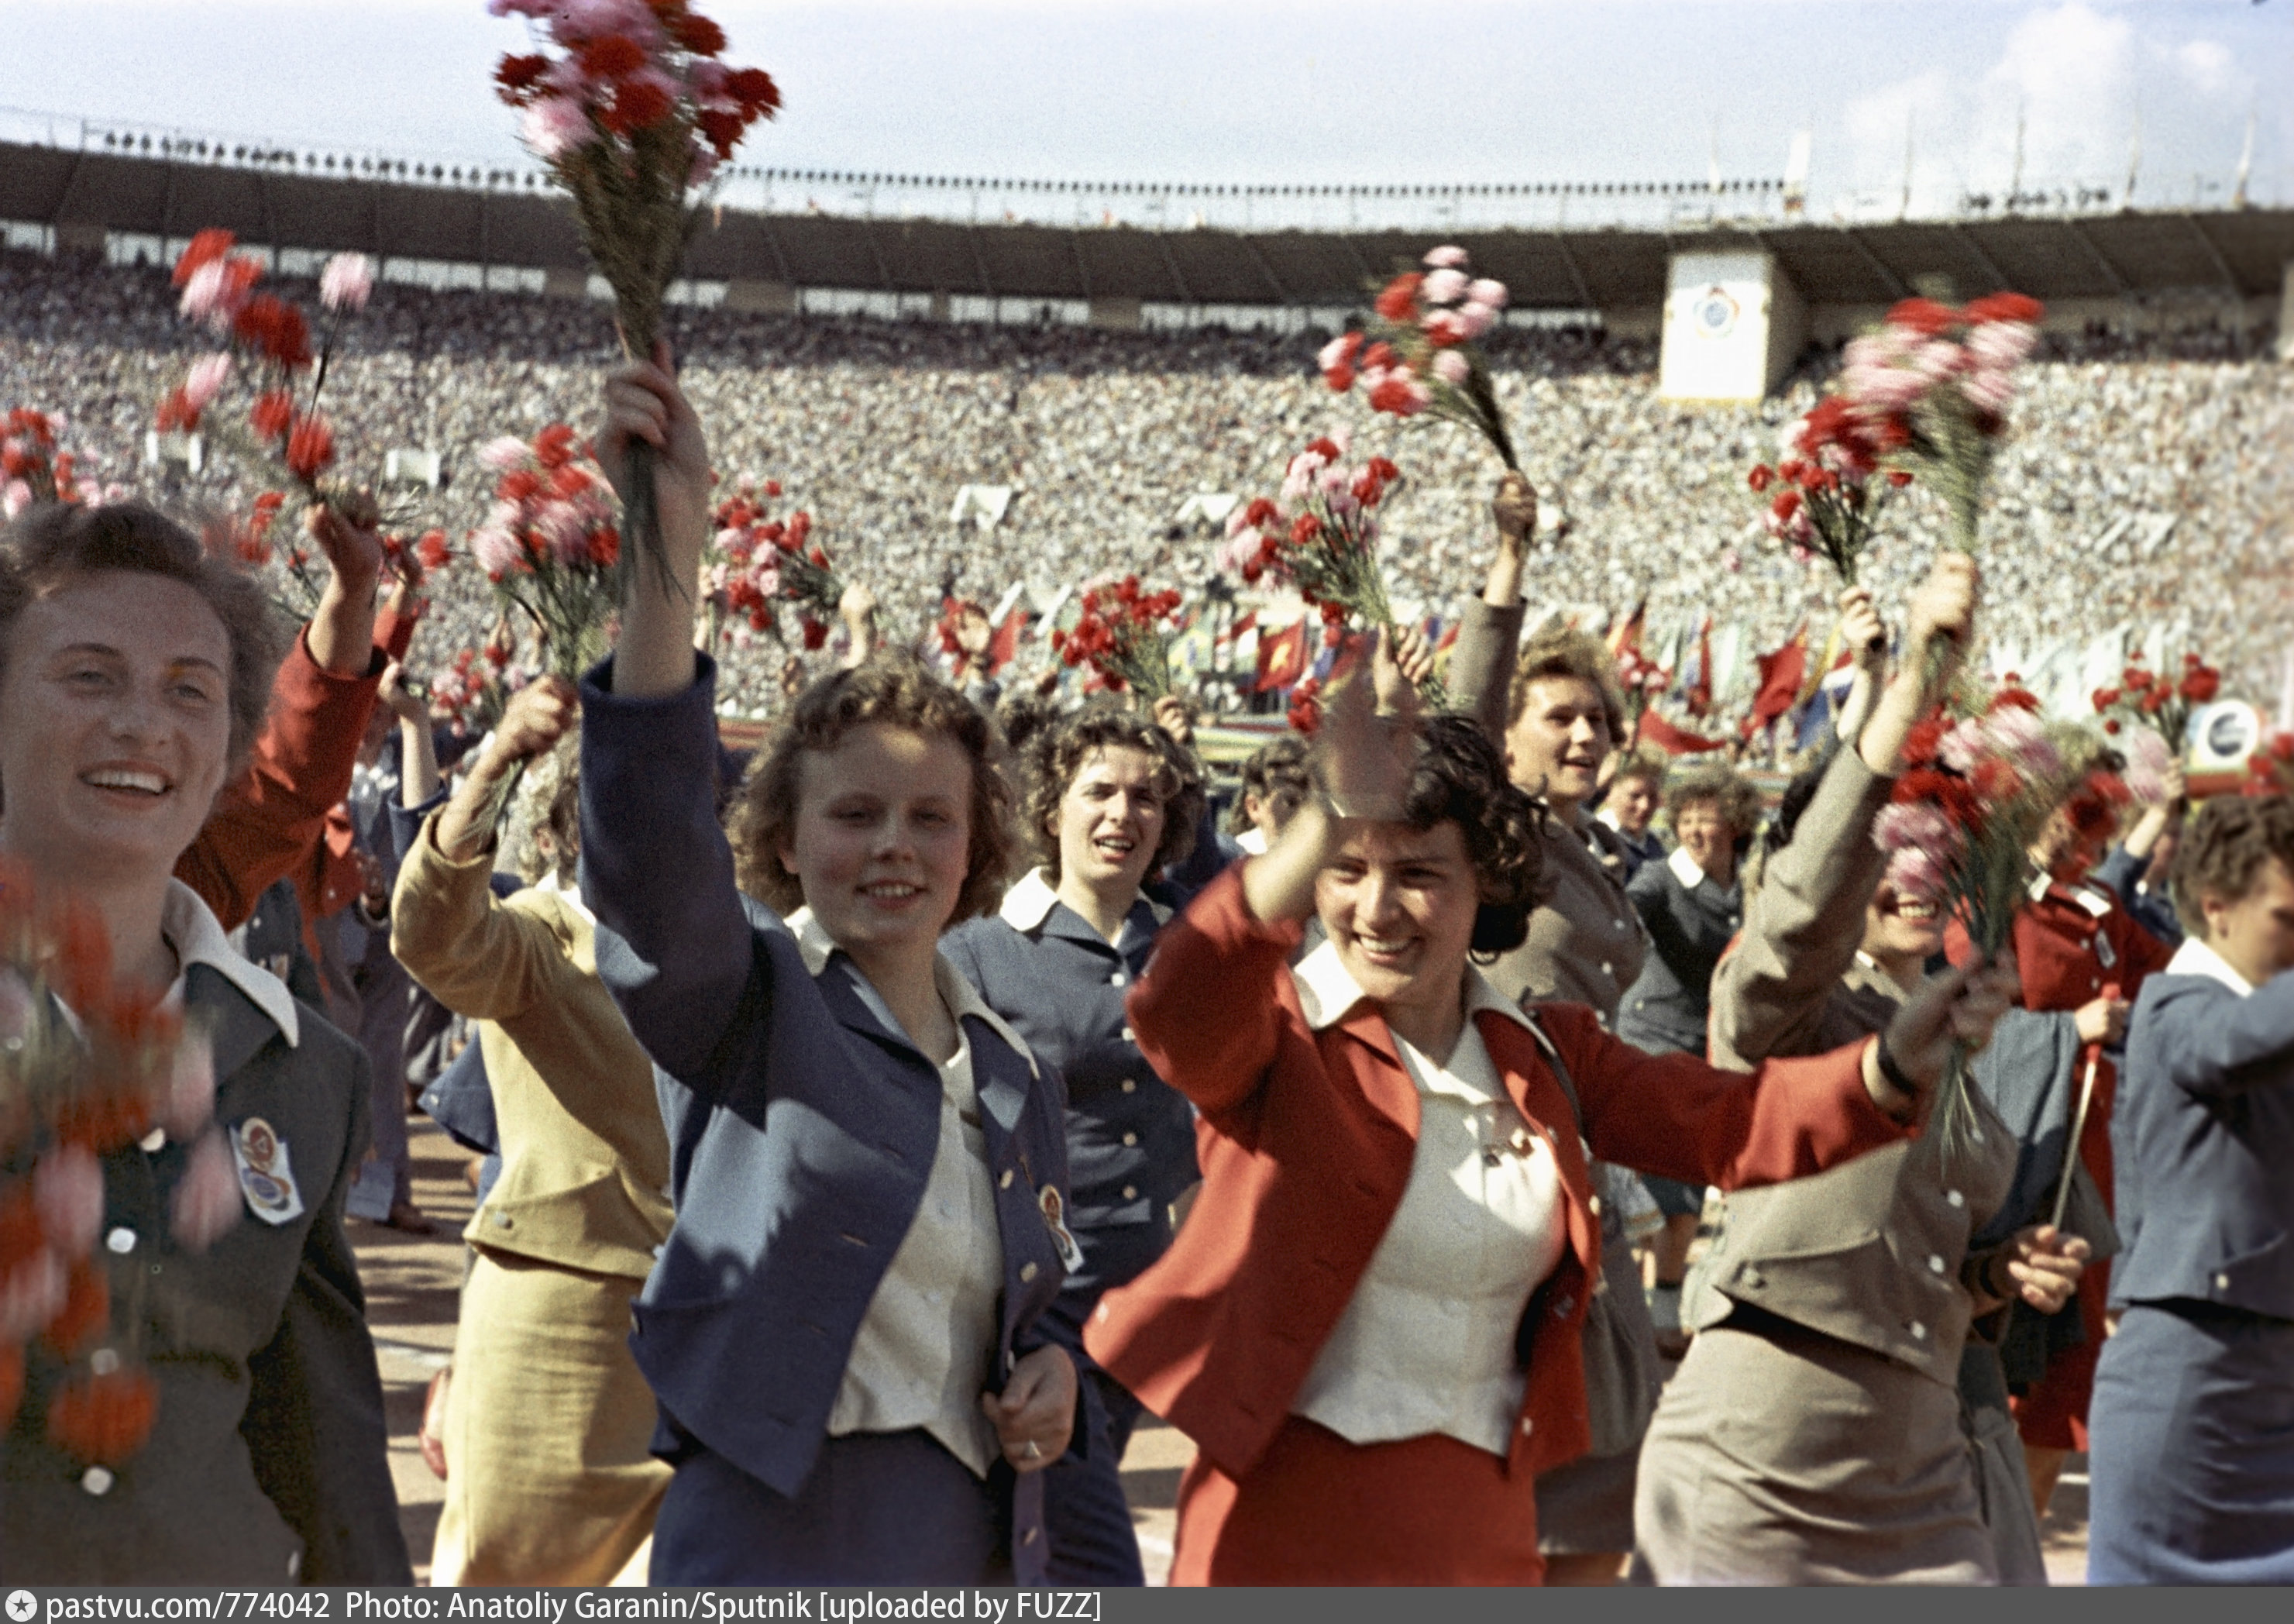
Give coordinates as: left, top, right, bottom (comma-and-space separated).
390, 677, 673, 1585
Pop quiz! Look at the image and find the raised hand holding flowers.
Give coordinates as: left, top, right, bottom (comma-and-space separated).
1747, 394, 1909, 593
1051, 576, 1185, 702
3, 410, 106, 519
1322, 246, 1519, 470
2090, 648, 2220, 757
489, 0, 780, 590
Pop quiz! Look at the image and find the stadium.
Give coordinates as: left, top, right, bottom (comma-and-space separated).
3, 120, 2289, 738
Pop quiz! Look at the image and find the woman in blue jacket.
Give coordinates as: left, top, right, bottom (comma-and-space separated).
2088, 793, 2294, 1584
576, 349, 1081, 1584
943, 704, 1209, 1583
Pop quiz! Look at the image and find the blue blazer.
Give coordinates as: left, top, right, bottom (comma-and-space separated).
2110, 955, 2294, 1319
576, 655, 1078, 1580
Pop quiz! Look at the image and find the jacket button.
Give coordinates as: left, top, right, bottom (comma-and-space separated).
1910, 1321, 1928, 1340
81, 1467, 115, 1496
105, 1227, 136, 1255
1519, 1416, 1535, 1436
1122, 1131, 1138, 1147
1123, 1186, 1138, 1200
1587, 1194, 1603, 1216
1023, 1526, 1040, 1546
494, 1211, 513, 1228
1121, 1027, 1133, 1042
1739, 1266, 1764, 1289
999, 1169, 1014, 1189
1020, 1262, 1039, 1283
1109, 972, 1126, 987
1928, 1254, 1947, 1275
1946, 1189, 1965, 1208
1121, 1079, 1137, 1093
1600, 962, 1612, 975
2214, 1272, 2231, 1291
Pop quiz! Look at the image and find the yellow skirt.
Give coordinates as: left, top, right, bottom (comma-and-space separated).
431, 1248, 671, 1587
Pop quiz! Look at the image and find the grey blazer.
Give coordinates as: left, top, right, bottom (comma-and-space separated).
1616, 849, 1742, 1058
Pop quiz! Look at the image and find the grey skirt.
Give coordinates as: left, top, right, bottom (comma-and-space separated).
1634, 1321, 1995, 1585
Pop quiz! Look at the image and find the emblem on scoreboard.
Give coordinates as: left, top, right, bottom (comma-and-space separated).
1691, 285, 1739, 339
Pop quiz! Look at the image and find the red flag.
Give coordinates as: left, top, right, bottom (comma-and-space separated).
1749, 626, 1809, 730
1686, 616, 1714, 718
985, 608, 1026, 676
1255, 619, 1308, 693
1605, 598, 1646, 660
1228, 609, 1257, 641
1640, 709, 1732, 755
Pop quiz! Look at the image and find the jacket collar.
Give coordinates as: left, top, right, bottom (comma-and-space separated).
1291, 938, 1538, 1039
169, 879, 297, 1048
786, 905, 1039, 1079
1667, 845, 1707, 890
2167, 937, 2254, 996
997, 866, 1170, 944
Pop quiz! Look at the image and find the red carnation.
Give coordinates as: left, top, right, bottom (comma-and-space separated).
232, 296, 312, 369
285, 414, 335, 481
588, 527, 621, 569
698, 108, 747, 158
1747, 465, 1773, 493
2180, 667, 2220, 704
156, 387, 200, 433
42, 1260, 109, 1357
1962, 291, 2043, 327
172, 228, 236, 287
1374, 274, 1422, 322
498, 469, 542, 504
669, 12, 728, 56
415, 531, 451, 572
579, 35, 648, 78
1289, 514, 1323, 546
1770, 488, 1804, 522
1886, 297, 1959, 336
494, 53, 550, 105
2103, 718, 2121, 735
725, 67, 781, 116
800, 617, 827, 651
1886, 470, 1912, 487
249, 391, 295, 441
46, 1368, 158, 1467
604, 77, 673, 134
2092, 686, 2120, 712
533, 425, 579, 469
1986, 686, 2041, 714
1971, 758, 2022, 803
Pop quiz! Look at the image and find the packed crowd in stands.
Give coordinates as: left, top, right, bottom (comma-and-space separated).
3, 246, 2286, 718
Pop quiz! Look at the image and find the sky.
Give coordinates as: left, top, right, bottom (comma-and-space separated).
2, 1, 2287, 222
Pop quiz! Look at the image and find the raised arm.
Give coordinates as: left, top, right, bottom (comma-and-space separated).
579, 347, 761, 1080
1446, 473, 1536, 745
2152, 970, 2294, 1100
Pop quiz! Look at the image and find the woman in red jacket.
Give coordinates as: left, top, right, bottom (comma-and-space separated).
1085, 642, 2021, 1585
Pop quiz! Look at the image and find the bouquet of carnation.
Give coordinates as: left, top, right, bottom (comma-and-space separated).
2, 860, 241, 1463
2248, 732, 2294, 798
1050, 576, 1184, 701
1218, 434, 1444, 705
1835, 292, 2045, 552
489, 0, 780, 587
3, 409, 107, 518
1614, 644, 1672, 738
1872, 682, 2104, 1164
158, 231, 386, 534
707, 480, 841, 650
1747, 395, 1911, 587
1320, 246, 1518, 470
425, 644, 517, 743
469, 426, 623, 680
2090, 649, 2219, 753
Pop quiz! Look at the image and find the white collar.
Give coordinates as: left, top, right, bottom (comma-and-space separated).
1667, 845, 1708, 890
535, 869, 594, 927
785, 905, 1039, 1077
2027, 870, 2109, 914
997, 868, 1064, 931
2167, 937, 2254, 997
163, 879, 300, 1047
1236, 826, 1269, 855
1290, 937, 1538, 1039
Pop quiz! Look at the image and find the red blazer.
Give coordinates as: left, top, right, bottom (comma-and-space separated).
1086, 865, 1911, 1485
174, 606, 409, 933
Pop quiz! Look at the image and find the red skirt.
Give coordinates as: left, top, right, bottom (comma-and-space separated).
1171, 1416, 1546, 1586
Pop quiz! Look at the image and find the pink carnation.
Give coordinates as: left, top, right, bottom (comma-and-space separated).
471, 526, 524, 576
1431, 349, 1470, 385
1962, 367, 2015, 414
521, 95, 594, 160
1886, 845, 1951, 903
1983, 705, 2059, 777
1938, 717, 1988, 772
1466, 277, 1508, 310
479, 436, 532, 472
184, 353, 232, 410
1455, 301, 1497, 339
170, 1128, 242, 1253
1967, 320, 2038, 368
179, 259, 246, 329
1422, 245, 1469, 269
1422, 268, 1470, 306
319, 253, 374, 313
2, 480, 29, 520
32, 1145, 105, 1258
0, 1248, 67, 1343
1873, 800, 1955, 855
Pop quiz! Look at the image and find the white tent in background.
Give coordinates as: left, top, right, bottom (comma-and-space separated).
949, 483, 1016, 530
144, 430, 202, 474
386, 448, 442, 489
1174, 492, 1240, 529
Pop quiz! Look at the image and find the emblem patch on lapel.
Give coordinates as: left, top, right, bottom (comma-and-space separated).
1038, 1185, 1085, 1275
231, 1116, 304, 1226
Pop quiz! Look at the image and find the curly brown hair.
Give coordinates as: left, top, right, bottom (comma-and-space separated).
1385, 714, 1552, 956
2171, 793, 2294, 941
727, 655, 1016, 924
0, 501, 287, 775
1227, 733, 1312, 836
1021, 704, 1205, 885
1505, 621, 1627, 746
1665, 763, 1763, 840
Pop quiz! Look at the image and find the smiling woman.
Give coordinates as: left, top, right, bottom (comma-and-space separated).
0, 501, 410, 1583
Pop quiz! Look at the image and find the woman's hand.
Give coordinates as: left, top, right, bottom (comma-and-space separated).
2073, 990, 2130, 1047
1482, 472, 1536, 608
1839, 587, 1886, 665
1320, 630, 1419, 822
377, 661, 428, 727
982, 1344, 1076, 1476
1904, 551, 1979, 689
1866, 951, 2021, 1116
1381, 623, 1434, 707
1152, 693, 1196, 748
1987, 1224, 2089, 1316
597, 342, 714, 697
435, 677, 580, 862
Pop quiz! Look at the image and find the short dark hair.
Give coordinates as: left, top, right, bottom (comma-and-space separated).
1020, 704, 1204, 884
727, 655, 1015, 924
1384, 714, 1551, 957
0, 501, 286, 772
2171, 794, 2294, 939
1505, 621, 1626, 745
1610, 745, 1668, 790
1666, 763, 1763, 839
1228, 734, 1312, 834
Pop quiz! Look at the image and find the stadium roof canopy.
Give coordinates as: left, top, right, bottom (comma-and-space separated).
5, 141, 2289, 313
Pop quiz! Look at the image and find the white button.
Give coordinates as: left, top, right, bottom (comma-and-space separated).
1020, 1262, 1039, 1283
1095, 1302, 1110, 1322
1121, 1079, 1137, 1093
1946, 1190, 1965, 1209
1613, 918, 1628, 932
1928, 1255, 1947, 1275
1122, 1131, 1137, 1147
81, 1467, 115, 1496
1123, 1185, 1138, 1200
494, 1211, 513, 1228
1120, 1027, 1134, 1042
1970, 1129, 1986, 1145
90, 1349, 119, 1376
138, 1128, 167, 1154
999, 1170, 1014, 1189
1587, 1195, 1603, 1216
1600, 962, 1612, 975
1519, 1416, 1535, 1436
105, 1227, 136, 1255
2214, 1272, 2231, 1291
287, 1551, 301, 1580
1023, 1526, 1040, 1546
1110, 972, 1127, 987
2091, 977, 2101, 991
1910, 1321, 1928, 1340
